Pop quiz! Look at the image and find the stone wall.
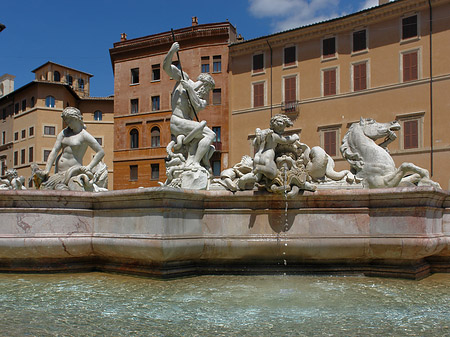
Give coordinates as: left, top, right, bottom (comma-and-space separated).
0, 187, 448, 279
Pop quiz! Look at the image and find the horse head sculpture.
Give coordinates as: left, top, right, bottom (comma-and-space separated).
341, 117, 440, 189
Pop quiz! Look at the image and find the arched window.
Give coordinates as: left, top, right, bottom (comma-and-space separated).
45, 96, 55, 108
54, 71, 61, 82
130, 129, 139, 149
30, 96, 35, 108
67, 75, 73, 86
151, 126, 160, 147
78, 78, 84, 90
94, 110, 102, 121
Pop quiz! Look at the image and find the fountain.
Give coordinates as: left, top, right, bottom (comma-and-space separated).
0, 43, 448, 282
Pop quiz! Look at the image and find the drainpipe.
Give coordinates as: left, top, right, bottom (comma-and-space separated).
266, 40, 273, 117
428, 0, 434, 176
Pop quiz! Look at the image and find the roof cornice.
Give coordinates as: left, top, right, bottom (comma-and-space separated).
230, 0, 446, 56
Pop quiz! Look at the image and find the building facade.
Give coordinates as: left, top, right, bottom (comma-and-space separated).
110, 19, 237, 189
229, 0, 450, 188
0, 62, 114, 188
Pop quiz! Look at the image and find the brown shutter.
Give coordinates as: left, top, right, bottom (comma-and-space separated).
285, 77, 296, 103
253, 83, 264, 107
403, 52, 418, 82
404, 120, 418, 149
324, 69, 336, 96
324, 130, 337, 156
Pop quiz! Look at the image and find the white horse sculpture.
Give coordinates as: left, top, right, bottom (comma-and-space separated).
340, 117, 440, 189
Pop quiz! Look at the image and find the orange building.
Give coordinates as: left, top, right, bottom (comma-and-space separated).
229, 0, 450, 188
0, 62, 114, 187
110, 19, 237, 189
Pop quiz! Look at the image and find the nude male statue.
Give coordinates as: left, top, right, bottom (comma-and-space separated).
163, 42, 216, 169
37, 107, 105, 190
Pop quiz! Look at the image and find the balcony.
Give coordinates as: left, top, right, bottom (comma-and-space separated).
281, 100, 300, 120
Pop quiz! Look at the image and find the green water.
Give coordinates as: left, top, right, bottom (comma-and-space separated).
0, 273, 448, 336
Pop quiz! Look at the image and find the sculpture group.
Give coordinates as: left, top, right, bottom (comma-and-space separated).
2, 42, 439, 193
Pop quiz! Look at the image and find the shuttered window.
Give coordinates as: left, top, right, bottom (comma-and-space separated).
404, 120, 418, 149
353, 63, 367, 91
284, 77, 296, 103
403, 51, 418, 82
323, 69, 336, 96
253, 54, 264, 73
324, 130, 337, 157
253, 82, 264, 107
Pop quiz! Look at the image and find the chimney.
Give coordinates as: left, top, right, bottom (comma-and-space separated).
192, 16, 198, 26
120, 33, 127, 41
379, 0, 389, 5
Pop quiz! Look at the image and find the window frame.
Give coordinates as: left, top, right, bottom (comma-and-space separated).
351, 60, 369, 92
283, 45, 297, 68
201, 56, 210, 73
283, 75, 298, 104
212, 88, 221, 105
401, 14, 419, 42
94, 110, 103, 121
252, 52, 265, 74
151, 96, 160, 111
321, 36, 337, 61
252, 81, 265, 108
43, 125, 56, 136
152, 64, 161, 82
130, 128, 139, 149
151, 163, 160, 180
130, 98, 139, 114
400, 48, 420, 83
322, 66, 338, 96
318, 125, 341, 158
150, 126, 160, 148
131, 68, 140, 85
352, 29, 368, 54
396, 112, 424, 150
212, 55, 222, 73
129, 165, 138, 181
45, 96, 55, 108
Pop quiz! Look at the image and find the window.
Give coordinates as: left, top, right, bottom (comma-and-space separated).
253, 53, 264, 73
151, 127, 160, 148
353, 30, 367, 52
212, 89, 221, 105
402, 51, 418, 82
323, 68, 337, 96
201, 56, 210, 73
29, 147, 33, 163
21, 149, 25, 164
30, 97, 35, 108
2, 131, 5, 145
212, 127, 221, 142
152, 96, 160, 111
14, 151, 18, 166
213, 56, 221, 73
131, 68, 139, 84
212, 160, 221, 177
353, 62, 367, 91
21, 129, 26, 139
78, 79, 84, 90
14, 132, 18, 141
94, 110, 102, 121
21, 99, 26, 112
130, 165, 138, 181
1, 159, 6, 176
323, 130, 338, 157
284, 76, 296, 104
284, 46, 296, 66
54, 71, 60, 82
404, 120, 419, 149
131, 99, 139, 114
95, 137, 103, 146
151, 164, 159, 180
45, 96, 55, 108
130, 129, 139, 149
152, 64, 160, 81
67, 75, 73, 86
402, 15, 417, 40
14, 103, 19, 114
253, 82, 264, 108
29, 126, 34, 137
43, 150, 51, 162
322, 37, 336, 59
44, 126, 56, 136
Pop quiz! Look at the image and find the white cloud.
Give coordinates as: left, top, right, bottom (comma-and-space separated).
248, 0, 381, 33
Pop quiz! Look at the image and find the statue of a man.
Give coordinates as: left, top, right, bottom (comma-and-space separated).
35, 107, 106, 191
163, 42, 216, 169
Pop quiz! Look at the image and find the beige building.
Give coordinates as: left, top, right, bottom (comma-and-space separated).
0, 62, 114, 187
229, 0, 450, 188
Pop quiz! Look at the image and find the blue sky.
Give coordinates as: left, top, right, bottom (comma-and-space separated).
1, 0, 382, 97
